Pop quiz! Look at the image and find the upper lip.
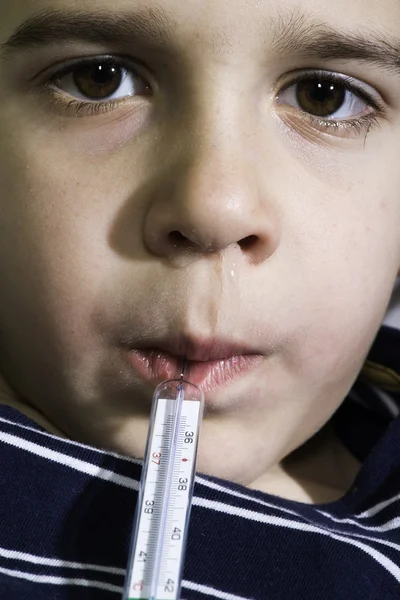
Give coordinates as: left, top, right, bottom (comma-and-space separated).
121, 335, 262, 362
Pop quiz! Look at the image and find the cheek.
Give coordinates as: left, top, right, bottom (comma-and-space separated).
0, 137, 112, 339
314, 192, 396, 316
270, 153, 400, 394
52, 104, 153, 158
279, 127, 400, 306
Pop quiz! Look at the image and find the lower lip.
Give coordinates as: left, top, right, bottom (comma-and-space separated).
126, 350, 263, 393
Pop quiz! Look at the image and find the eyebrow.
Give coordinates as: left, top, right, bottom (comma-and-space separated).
269, 12, 400, 75
0, 8, 176, 58
2, 8, 400, 77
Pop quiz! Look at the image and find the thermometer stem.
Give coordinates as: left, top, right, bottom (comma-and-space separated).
149, 361, 188, 599
124, 360, 203, 600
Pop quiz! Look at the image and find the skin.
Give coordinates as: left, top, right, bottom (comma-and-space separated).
0, 0, 400, 504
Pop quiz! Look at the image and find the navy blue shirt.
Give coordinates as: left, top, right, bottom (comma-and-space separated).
0, 325, 400, 599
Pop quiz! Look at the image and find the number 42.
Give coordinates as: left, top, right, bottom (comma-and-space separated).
164, 578, 175, 593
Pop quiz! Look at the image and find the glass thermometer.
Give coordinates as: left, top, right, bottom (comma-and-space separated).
123, 363, 204, 600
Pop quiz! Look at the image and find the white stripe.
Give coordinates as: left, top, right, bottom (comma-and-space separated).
197, 462, 400, 534
358, 494, 400, 519
4, 420, 400, 538
193, 497, 400, 582
345, 532, 400, 552
0, 415, 142, 465
385, 280, 400, 328
319, 491, 400, 524
5, 409, 400, 522
0, 546, 125, 576
196, 475, 310, 523
0, 565, 122, 594
347, 389, 371, 410
183, 579, 254, 600
4, 414, 400, 547
197, 475, 400, 536
317, 509, 400, 532
196, 478, 400, 549
370, 386, 399, 418
0, 432, 139, 490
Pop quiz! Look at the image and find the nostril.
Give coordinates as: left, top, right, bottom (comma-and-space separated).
238, 234, 269, 264
168, 230, 192, 248
238, 235, 259, 251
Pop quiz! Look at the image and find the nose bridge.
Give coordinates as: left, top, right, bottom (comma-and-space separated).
142, 76, 281, 265
182, 118, 253, 207
186, 69, 256, 151
168, 55, 261, 200
171, 83, 260, 220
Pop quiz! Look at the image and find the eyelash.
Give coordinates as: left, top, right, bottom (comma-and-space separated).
42, 58, 386, 138
277, 71, 385, 137
42, 55, 149, 117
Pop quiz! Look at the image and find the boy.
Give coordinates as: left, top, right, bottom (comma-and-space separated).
0, 0, 400, 597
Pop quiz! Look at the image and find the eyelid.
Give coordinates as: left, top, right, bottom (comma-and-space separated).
37, 54, 152, 88
42, 55, 155, 108
273, 69, 387, 141
276, 69, 384, 112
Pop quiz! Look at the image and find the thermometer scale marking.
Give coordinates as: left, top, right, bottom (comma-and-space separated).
128, 398, 201, 600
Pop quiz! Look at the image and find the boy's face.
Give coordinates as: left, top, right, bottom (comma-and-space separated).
0, 0, 400, 484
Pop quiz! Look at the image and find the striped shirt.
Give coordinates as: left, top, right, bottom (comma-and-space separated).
0, 324, 400, 599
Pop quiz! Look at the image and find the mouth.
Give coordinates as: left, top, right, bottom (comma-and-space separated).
122, 337, 264, 393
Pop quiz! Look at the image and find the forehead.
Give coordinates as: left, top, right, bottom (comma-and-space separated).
3, 0, 400, 45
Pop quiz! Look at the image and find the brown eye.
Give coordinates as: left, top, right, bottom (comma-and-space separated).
53, 60, 151, 101
73, 64, 124, 100
276, 73, 372, 122
296, 79, 345, 117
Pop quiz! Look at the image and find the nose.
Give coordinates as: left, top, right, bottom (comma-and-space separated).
143, 137, 281, 265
